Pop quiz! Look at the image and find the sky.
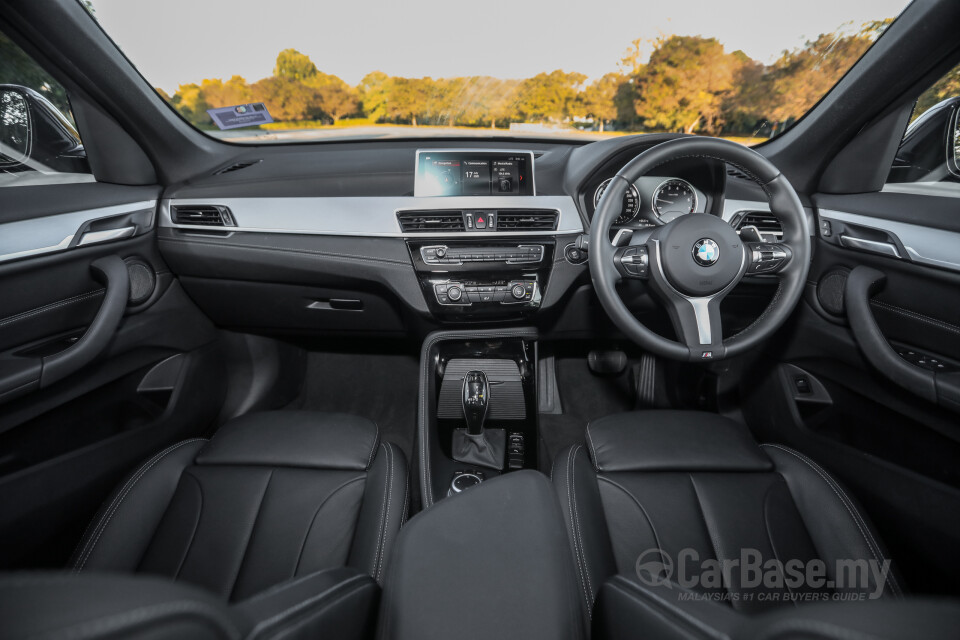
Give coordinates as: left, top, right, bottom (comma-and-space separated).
87, 0, 910, 93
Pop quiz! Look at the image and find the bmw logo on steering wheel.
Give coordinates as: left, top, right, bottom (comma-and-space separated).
692, 238, 720, 266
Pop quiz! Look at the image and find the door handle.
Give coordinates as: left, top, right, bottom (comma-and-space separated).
839, 235, 901, 258
844, 265, 960, 412
0, 255, 129, 404
77, 226, 137, 246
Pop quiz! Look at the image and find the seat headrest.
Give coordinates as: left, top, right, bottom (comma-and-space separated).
196, 411, 380, 471
586, 410, 772, 473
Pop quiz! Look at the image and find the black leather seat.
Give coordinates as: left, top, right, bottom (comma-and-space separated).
70, 410, 408, 600
552, 410, 902, 621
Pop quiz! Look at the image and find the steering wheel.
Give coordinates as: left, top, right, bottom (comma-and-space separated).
589, 137, 811, 362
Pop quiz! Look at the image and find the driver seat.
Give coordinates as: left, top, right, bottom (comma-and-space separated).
552, 410, 903, 621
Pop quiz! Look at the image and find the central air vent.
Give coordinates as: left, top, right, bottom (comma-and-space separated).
171, 205, 236, 227
496, 210, 558, 232
214, 160, 261, 175
397, 210, 466, 233
736, 212, 783, 242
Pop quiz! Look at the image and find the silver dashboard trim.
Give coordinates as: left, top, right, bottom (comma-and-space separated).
0, 200, 156, 264
819, 208, 960, 273
160, 196, 584, 237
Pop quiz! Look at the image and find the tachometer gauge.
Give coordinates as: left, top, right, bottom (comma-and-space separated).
594, 178, 641, 225
652, 179, 698, 221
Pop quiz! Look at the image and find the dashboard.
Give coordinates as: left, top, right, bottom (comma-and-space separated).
155, 135, 774, 337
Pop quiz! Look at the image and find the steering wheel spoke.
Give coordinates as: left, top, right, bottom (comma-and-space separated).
746, 241, 793, 275
666, 295, 726, 360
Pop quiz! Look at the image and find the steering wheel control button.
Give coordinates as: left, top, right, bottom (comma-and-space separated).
692, 239, 720, 266
747, 242, 789, 275
617, 246, 649, 278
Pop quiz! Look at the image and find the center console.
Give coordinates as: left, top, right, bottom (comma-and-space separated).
408, 235, 555, 319
417, 328, 540, 508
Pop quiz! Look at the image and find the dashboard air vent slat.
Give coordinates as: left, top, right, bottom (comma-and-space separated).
397, 210, 466, 232
214, 160, 261, 175
736, 212, 782, 242
496, 210, 558, 232
171, 205, 236, 227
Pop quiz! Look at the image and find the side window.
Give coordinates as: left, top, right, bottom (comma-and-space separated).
0, 31, 93, 186
887, 62, 960, 188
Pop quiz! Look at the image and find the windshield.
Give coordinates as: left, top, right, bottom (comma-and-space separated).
85, 0, 909, 145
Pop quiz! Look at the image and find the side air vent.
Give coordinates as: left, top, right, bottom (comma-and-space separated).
727, 167, 752, 181
496, 210, 558, 232
397, 210, 466, 232
736, 211, 782, 242
214, 160, 261, 175
171, 205, 236, 227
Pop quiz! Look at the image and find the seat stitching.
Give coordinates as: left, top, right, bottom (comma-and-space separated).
365, 422, 381, 470
291, 477, 366, 577
371, 443, 389, 578
171, 473, 204, 580
688, 474, 732, 603
585, 423, 600, 470
74, 438, 206, 571
762, 444, 901, 596
596, 477, 666, 558
761, 444, 901, 598
570, 446, 595, 611
565, 445, 592, 616
761, 481, 800, 607
227, 469, 274, 601
0, 289, 104, 328
375, 443, 394, 583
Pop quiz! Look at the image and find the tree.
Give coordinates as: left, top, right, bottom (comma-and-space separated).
273, 49, 319, 82
199, 76, 252, 109
359, 71, 390, 122
315, 83, 359, 123
634, 36, 741, 134
581, 73, 623, 131
915, 62, 960, 119
515, 70, 586, 123
0, 32, 72, 117
250, 76, 318, 121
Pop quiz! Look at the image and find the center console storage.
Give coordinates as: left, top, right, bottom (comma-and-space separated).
417, 328, 539, 508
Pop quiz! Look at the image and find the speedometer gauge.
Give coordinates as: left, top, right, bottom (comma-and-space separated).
652, 179, 698, 221
594, 178, 641, 225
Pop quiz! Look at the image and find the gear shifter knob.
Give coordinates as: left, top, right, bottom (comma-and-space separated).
462, 370, 489, 435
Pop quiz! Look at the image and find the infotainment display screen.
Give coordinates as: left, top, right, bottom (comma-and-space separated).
415, 150, 534, 197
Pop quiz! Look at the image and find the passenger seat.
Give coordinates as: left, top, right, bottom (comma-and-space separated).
69, 410, 407, 599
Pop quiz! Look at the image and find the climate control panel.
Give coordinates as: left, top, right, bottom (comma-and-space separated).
434, 280, 538, 306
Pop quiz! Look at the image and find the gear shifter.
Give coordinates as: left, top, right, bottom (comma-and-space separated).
451, 370, 506, 471
462, 371, 489, 435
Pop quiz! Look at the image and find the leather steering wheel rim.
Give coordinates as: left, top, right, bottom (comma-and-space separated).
588, 137, 811, 362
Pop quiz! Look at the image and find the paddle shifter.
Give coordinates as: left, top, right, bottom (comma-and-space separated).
451, 369, 506, 473
462, 371, 489, 435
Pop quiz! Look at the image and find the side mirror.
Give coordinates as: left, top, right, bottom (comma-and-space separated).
948, 106, 960, 178
0, 84, 86, 174
890, 96, 960, 183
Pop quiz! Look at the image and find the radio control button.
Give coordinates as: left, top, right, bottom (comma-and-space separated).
447, 286, 463, 301
512, 284, 526, 300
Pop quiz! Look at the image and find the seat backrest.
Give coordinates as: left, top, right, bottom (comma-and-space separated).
554, 411, 902, 620
70, 411, 407, 601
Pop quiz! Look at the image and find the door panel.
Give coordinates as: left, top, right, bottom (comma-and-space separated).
0, 186, 226, 569
743, 190, 960, 595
